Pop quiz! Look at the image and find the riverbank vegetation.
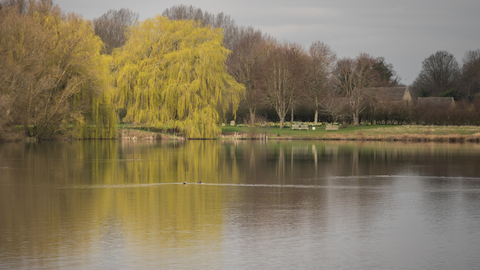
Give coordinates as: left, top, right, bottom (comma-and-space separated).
1, 1, 480, 141
0, 0, 117, 141
0, 1, 243, 141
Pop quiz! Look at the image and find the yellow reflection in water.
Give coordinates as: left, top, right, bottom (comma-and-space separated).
1, 140, 480, 268
0, 140, 241, 268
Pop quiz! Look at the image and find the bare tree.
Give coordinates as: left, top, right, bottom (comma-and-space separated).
162, 5, 238, 50
93, 8, 139, 54
460, 49, 480, 101
411, 51, 460, 97
1, 0, 55, 15
162, 4, 205, 21
304, 41, 337, 124
227, 27, 270, 125
259, 42, 307, 128
334, 53, 380, 125
1, 0, 29, 14
321, 95, 349, 124
211, 12, 238, 50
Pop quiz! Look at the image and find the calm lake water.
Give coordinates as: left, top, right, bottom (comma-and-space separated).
1, 140, 480, 269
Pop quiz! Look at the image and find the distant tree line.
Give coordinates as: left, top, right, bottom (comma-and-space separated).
0, 2, 243, 140
411, 50, 480, 101
161, 5, 480, 127
159, 5, 405, 127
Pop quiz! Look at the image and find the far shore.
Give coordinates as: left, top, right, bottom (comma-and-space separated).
4, 125, 480, 143
118, 125, 480, 143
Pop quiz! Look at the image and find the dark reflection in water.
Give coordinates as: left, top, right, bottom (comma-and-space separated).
0, 141, 480, 269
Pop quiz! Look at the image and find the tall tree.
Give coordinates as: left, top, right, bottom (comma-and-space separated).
0, 0, 29, 14
411, 51, 460, 97
227, 27, 268, 125
304, 41, 337, 124
113, 16, 244, 138
162, 5, 238, 50
93, 8, 139, 55
460, 49, 480, 101
334, 53, 380, 125
259, 41, 306, 128
0, 0, 116, 140
373, 57, 400, 86
321, 96, 349, 124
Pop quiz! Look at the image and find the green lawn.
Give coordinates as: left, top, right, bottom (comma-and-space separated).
14, 123, 478, 142
221, 124, 480, 140
115, 123, 480, 141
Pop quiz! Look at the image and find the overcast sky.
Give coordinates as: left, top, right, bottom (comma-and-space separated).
55, 0, 480, 85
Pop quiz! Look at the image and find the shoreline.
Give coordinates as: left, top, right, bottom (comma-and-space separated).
219, 133, 480, 143
3, 126, 480, 143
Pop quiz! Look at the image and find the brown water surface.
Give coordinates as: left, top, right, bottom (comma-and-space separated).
1, 140, 480, 269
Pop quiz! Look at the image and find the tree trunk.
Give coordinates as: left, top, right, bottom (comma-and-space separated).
314, 110, 318, 125
279, 117, 285, 129
353, 111, 359, 126
290, 108, 294, 125
249, 108, 256, 126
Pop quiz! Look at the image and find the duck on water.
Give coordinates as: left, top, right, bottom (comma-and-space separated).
183, 181, 202, 185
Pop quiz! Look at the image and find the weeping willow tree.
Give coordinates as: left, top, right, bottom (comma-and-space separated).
77, 54, 118, 139
113, 16, 244, 138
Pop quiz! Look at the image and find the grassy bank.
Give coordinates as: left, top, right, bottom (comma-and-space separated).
221, 124, 480, 142
7, 124, 480, 142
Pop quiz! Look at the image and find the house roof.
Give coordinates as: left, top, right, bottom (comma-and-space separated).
417, 97, 455, 106
364, 87, 410, 102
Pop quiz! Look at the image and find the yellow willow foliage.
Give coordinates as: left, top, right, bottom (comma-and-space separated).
114, 16, 244, 138
77, 55, 118, 139
0, 4, 117, 139
38, 12, 118, 139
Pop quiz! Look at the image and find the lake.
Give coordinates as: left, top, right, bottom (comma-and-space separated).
1, 140, 480, 269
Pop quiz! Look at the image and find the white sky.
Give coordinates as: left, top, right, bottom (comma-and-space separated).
55, 0, 480, 85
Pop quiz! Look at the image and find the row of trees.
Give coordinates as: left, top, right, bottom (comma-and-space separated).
411, 50, 480, 101
2, 2, 480, 141
94, 5, 401, 129
160, 6, 480, 126
0, 2, 244, 140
